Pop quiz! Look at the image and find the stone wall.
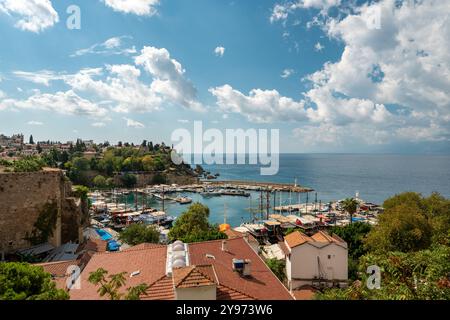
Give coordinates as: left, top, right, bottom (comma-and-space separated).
0, 169, 85, 254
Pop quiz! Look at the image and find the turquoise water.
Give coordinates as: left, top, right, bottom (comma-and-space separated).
117, 154, 450, 227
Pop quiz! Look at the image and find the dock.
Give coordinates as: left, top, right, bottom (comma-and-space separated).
202, 180, 314, 193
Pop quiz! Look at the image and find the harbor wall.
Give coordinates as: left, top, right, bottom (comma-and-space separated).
0, 169, 87, 255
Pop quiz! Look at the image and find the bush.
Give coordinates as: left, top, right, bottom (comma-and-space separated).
0, 262, 69, 300
119, 224, 160, 245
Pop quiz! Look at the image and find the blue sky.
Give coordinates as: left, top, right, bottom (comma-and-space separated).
0, 0, 449, 153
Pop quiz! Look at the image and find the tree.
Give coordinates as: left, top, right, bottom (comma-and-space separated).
330, 222, 372, 259
88, 268, 149, 300
119, 224, 160, 245
342, 198, 359, 224
12, 156, 45, 172
365, 195, 434, 253
141, 155, 155, 172
148, 141, 154, 152
330, 222, 372, 279
93, 175, 107, 188
121, 173, 137, 188
168, 203, 227, 243
0, 262, 69, 300
29, 135, 34, 144
315, 245, 450, 300
266, 259, 286, 282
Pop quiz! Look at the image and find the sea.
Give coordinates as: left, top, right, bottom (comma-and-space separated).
119, 154, 450, 227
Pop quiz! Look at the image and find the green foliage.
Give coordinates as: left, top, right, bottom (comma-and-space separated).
317, 192, 450, 300
93, 175, 107, 188
316, 245, 450, 300
266, 258, 286, 282
119, 224, 160, 245
120, 173, 137, 188
0, 262, 69, 300
341, 198, 359, 223
364, 192, 445, 253
12, 156, 45, 172
65, 157, 91, 185
168, 203, 227, 243
88, 268, 149, 300
25, 202, 58, 245
73, 185, 89, 201
329, 222, 372, 259
152, 173, 166, 184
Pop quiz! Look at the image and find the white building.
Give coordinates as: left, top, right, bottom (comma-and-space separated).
281, 230, 348, 291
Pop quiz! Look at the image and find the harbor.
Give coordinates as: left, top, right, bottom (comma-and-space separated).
87, 180, 383, 250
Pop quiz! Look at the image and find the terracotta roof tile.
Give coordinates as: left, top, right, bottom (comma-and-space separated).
142, 275, 174, 300
70, 245, 167, 300
292, 285, 318, 300
173, 265, 217, 288
124, 243, 166, 251
35, 260, 79, 277
188, 238, 293, 300
284, 232, 312, 248
217, 284, 255, 300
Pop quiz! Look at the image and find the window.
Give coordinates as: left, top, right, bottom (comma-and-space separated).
328, 255, 331, 259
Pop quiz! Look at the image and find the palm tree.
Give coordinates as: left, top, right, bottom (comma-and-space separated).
342, 198, 359, 224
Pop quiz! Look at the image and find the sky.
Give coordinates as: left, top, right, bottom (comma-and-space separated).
0, 0, 449, 153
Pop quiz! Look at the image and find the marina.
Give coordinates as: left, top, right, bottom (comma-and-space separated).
88, 179, 382, 248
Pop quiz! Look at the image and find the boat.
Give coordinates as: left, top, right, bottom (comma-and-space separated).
240, 223, 269, 244
175, 196, 192, 204
221, 190, 250, 197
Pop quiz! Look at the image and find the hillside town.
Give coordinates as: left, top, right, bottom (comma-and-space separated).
0, 132, 449, 301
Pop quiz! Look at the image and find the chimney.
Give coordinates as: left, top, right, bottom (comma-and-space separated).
221, 240, 228, 252
243, 259, 251, 276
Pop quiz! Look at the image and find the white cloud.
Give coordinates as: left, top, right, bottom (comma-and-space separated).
65, 64, 163, 113
177, 119, 189, 123
27, 120, 43, 126
209, 84, 307, 123
0, 0, 59, 33
135, 46, 204, 112
266, 0, 450, 144
71, 36, 137, 57
102, 0, 159, 16
281, 68, 294, 78
92, 122, 106, 127
270, 0, 340, 23
0, 90, 107, 118
12, 70, 62, 86
123, 117, 145, 128
214, 46, 225, 57
9, 46, 204, 116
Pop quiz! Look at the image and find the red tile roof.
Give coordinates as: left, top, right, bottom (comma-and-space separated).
188, 238, 293, 300
292, 285, 318, 300
124, 243, 166, 251
285, 230, 347, 249
173, 265, 216, 288
70, 237, 293, 300
35, 260, 79, 277
70, 245, 167, 300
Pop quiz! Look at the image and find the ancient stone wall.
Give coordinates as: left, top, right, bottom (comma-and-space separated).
0, 169, 83, 254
